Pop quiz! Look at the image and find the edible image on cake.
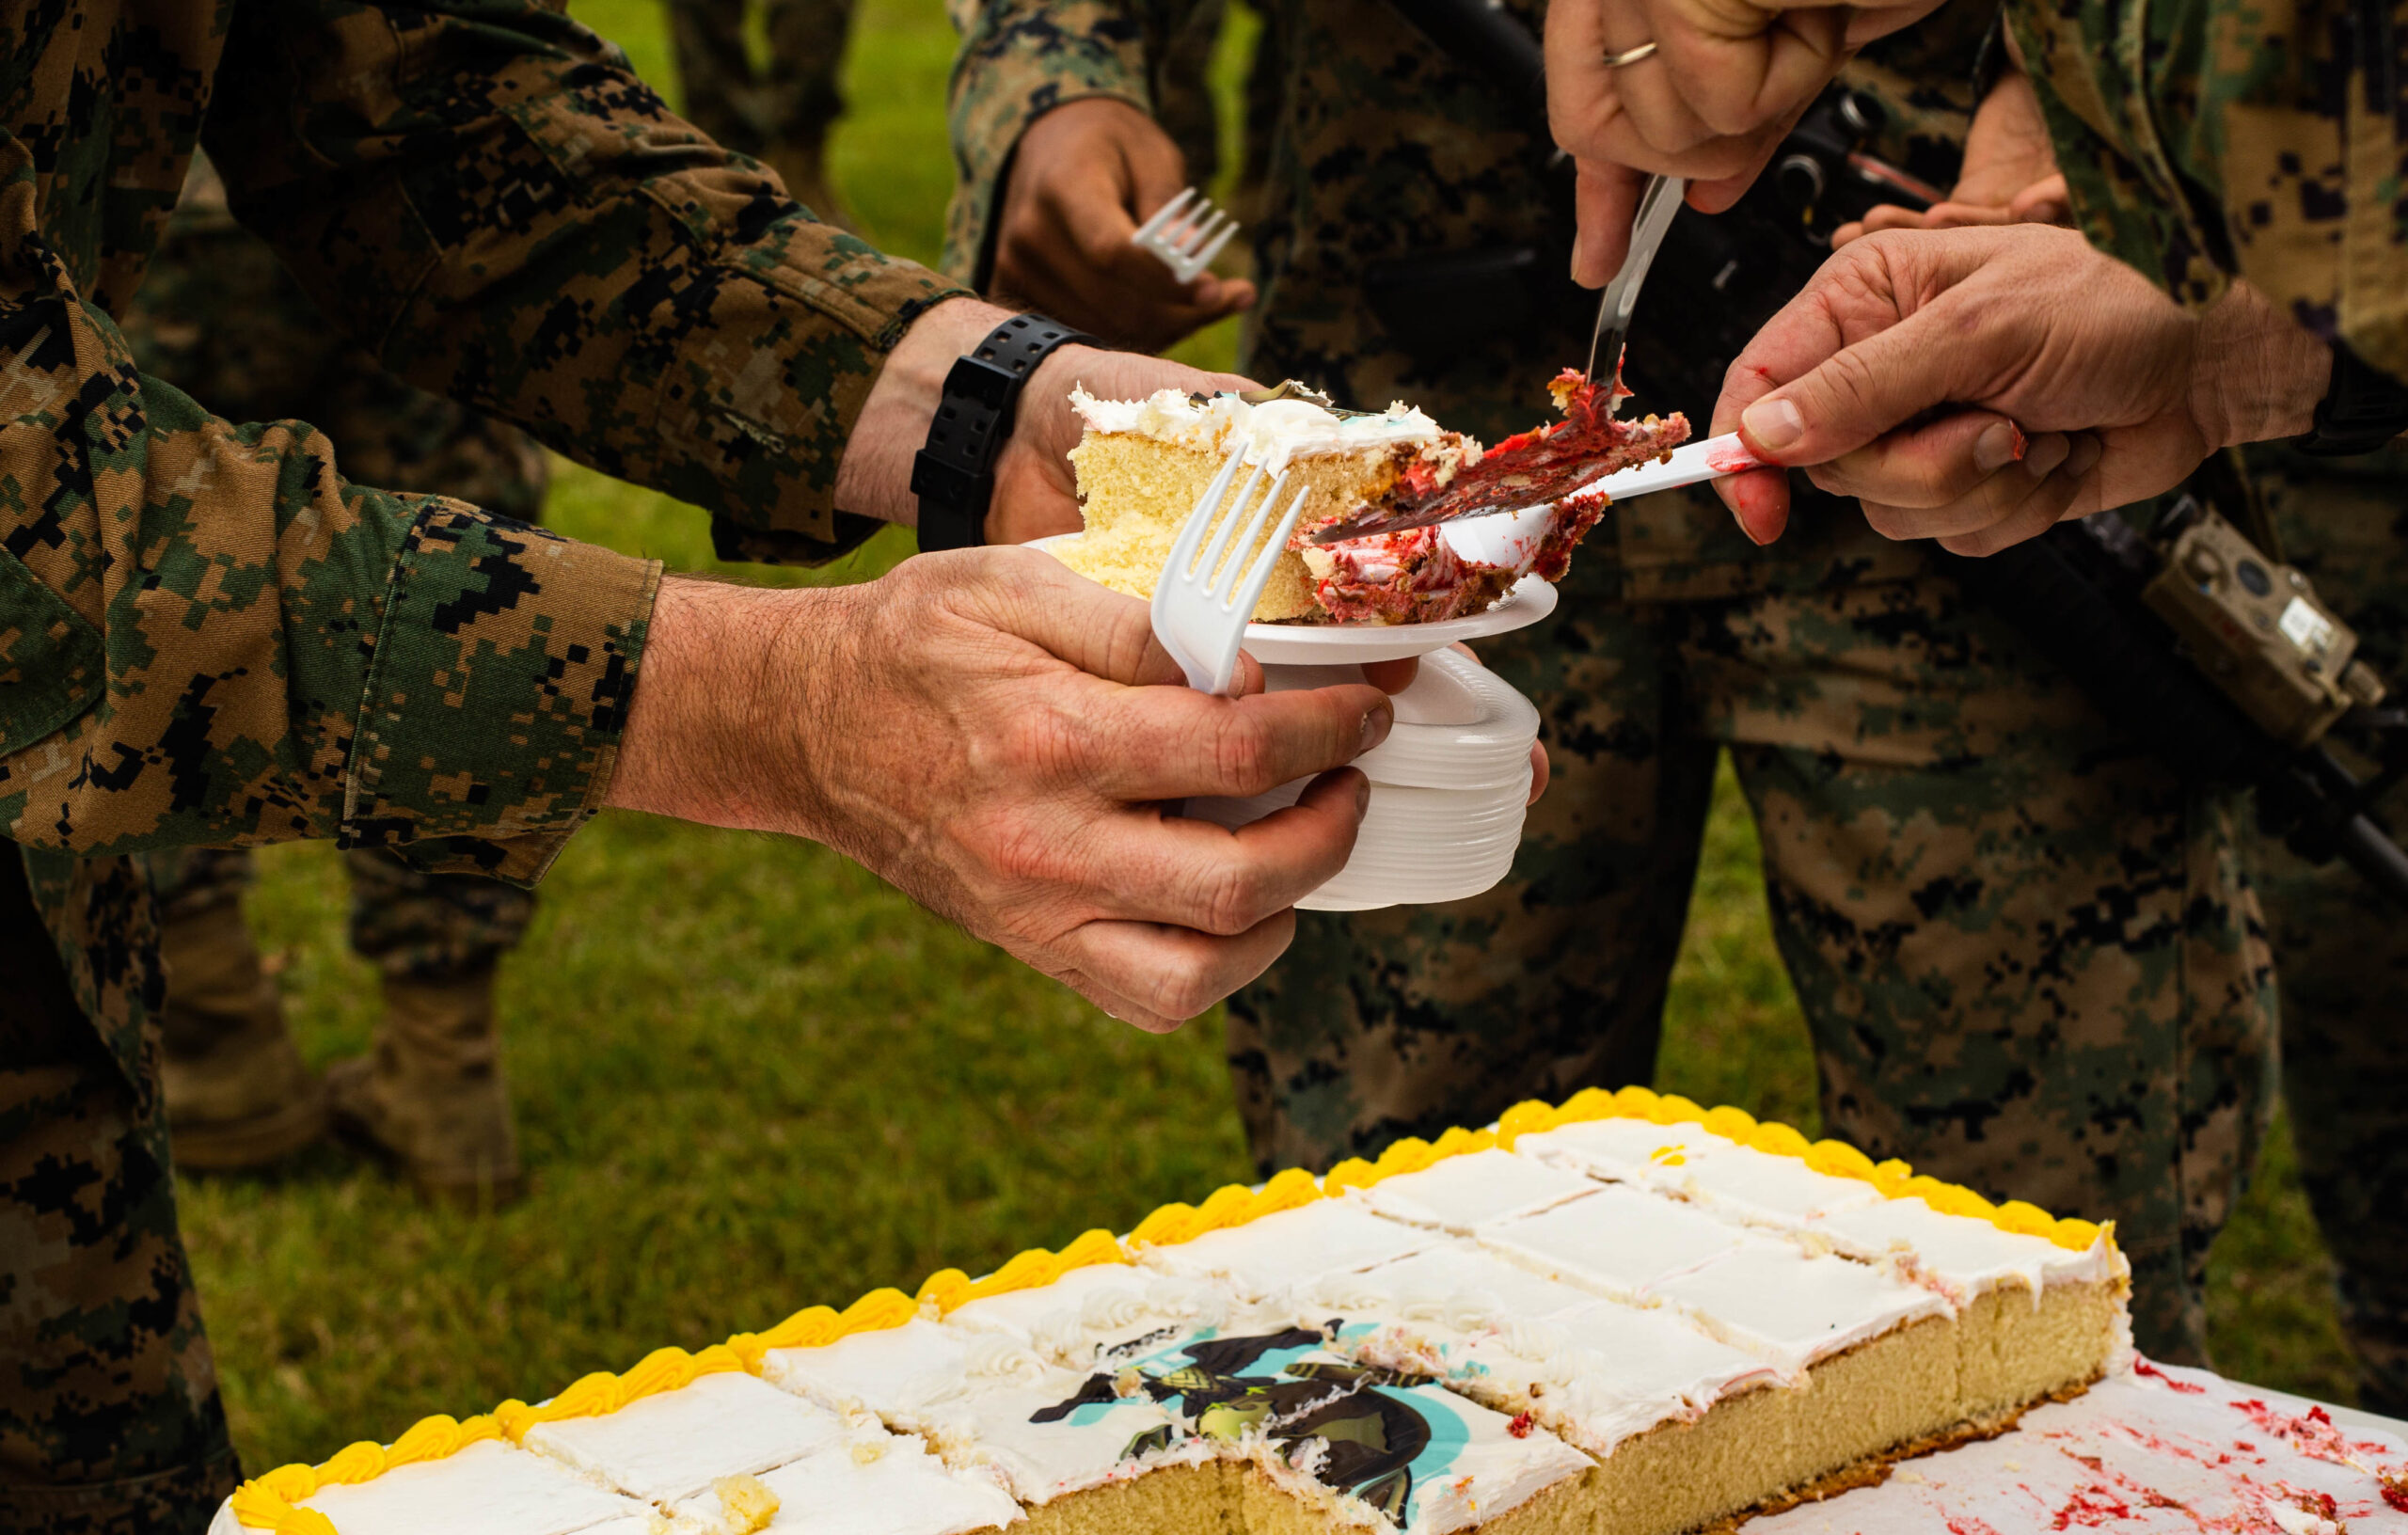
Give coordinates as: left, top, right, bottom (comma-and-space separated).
1051, 370, 1687, 625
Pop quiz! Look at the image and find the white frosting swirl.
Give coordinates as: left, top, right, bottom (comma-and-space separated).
1069, 386, 1441, 472
961, 1336, 1049, 1385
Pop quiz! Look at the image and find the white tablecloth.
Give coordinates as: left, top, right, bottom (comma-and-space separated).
1751, 1363, 2408, 1535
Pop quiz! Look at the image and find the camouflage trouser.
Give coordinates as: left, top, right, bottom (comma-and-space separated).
2253, 445, 2408, 1416
0, 857, 239, 1535
663, 0, 854, 160
145, 846, 537, 982
1229, 509, 2278, 1367
0, 172, 550, 1535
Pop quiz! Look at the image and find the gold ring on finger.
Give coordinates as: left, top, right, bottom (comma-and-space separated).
1603, 40, 1659, 67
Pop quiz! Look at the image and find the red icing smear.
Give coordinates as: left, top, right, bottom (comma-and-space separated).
1507, 1412, 1536, 1439
1950, 1518, 2007, 1535
2380, 1465, 2407, 1513
2051, 1483, 2136, 1529
1705, 439, 1770, 475
1372, 367, 1688, 526
2137, 1361, 2210, 1395
2232, 1401, 2376, 1466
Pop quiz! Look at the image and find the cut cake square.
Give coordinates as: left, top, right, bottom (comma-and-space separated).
761, 1315, 977, 1429
1345, 1148, 1597, 1235
666, 1432, 1022, 1535
1138, 1197, 1435, 1302
520, 1369, 853, 1505
204, 1437, 650, 1535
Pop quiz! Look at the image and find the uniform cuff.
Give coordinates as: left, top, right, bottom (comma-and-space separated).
943, 8, 1153, 284
340, 503, 661, 883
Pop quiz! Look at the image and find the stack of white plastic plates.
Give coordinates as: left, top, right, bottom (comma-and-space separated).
1180, 583, 1555, 910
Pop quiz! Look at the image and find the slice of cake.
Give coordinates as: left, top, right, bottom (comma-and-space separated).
908, 1337, 1241, 1534
207, 1431, 652, 1535
1054, 372, 1686, 625
665, 1433, 1022, 1535
516, 1367, 852, 1506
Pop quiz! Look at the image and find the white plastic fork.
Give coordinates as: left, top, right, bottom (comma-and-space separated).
1152, 451, 1312, 695
1132, 187, 1241, 284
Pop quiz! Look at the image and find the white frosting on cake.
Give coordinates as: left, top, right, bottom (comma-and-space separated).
1649, 1243, 1951, 1373
275, 1438, 646, 1535
1518, 1118, 2125, 1306
1475, 1185, 1746, 1299
1514, 1117, 1740, 1185
1296, 1242, 1597, 1329
1352, 1148, 1598, 1233
1812, 1196, 2124, 1303
914, 1367, 1211, 1505
1069, 386, 1442, 471
1138, 1199, 1435, 1300
1351, 1292, 1782, 1456
667, 1432, 1022, 1535
761, 1317, 975, 1426
943, 1266, 1226, 1368
523, 1370, 851, 1504
1675, 1146, 1883, 1224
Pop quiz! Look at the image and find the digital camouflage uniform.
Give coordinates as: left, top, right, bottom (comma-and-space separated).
2011, 0, 2408, 1416
946, 0, 2278, 1368
0, 0, 963, 1525
119, 153, 544, 989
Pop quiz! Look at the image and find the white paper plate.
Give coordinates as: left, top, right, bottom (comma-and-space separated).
1028, 534, 1560, 663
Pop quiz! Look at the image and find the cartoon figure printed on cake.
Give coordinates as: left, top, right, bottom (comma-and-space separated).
1029, 1322, 1451, 1523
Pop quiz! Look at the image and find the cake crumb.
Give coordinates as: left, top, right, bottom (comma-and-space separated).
710, 1473, 780, 1534
2377, 1463, 2406, 1513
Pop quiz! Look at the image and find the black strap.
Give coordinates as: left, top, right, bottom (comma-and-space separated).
2296, 340, 2408, 457
910, 313, 1095, 549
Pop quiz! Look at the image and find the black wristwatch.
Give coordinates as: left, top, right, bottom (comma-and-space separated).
910, 313, 1096, 549
2295, 340, 2408, 457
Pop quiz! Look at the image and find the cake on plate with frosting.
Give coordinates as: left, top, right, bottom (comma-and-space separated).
1053, 371, 1687, 625
211, 1088, 2128, 1535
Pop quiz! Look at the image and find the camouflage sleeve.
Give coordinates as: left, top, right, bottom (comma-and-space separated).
203, 0, 973, 566
0, 293, 657, 880
942, 0, 1164, 284
2013, 0, 2408, 384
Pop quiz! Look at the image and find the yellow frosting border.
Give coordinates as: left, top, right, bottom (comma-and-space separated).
227, 1090, 2110, 1526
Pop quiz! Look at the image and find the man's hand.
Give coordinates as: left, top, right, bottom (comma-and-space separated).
1832, 71, 2068, 246
1709, 224, 2333, 554
1548, 0, 1943, 281
608, 556, 1399, 1031
989, 99, 1257, 352
835, 296, 1249, 546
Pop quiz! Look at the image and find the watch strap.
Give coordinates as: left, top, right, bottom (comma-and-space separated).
910, 313, 1096, 549
2297, 340, 2408, 457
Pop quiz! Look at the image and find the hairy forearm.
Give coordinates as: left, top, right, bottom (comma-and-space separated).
2191, 279, 2334, 451
832, 296, 1021, 526
605, 576, 853, 838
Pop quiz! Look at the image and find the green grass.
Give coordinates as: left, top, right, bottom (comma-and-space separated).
175, 0, 2361, 1475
